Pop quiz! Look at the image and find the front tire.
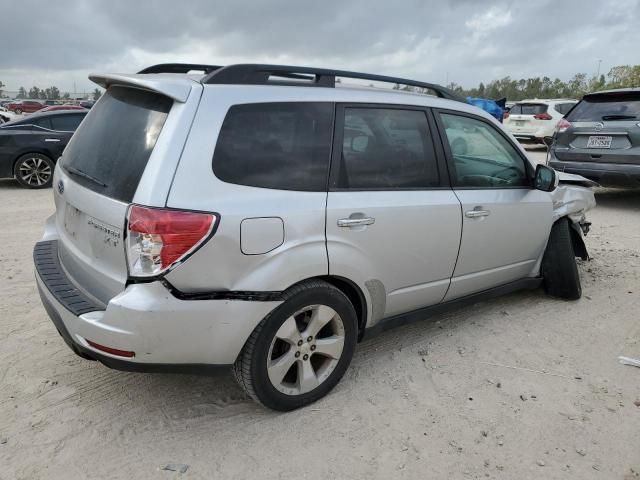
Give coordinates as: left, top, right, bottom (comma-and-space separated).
542, 217, 582, 300
14, 153, 54, 189
233, 280, 358, 411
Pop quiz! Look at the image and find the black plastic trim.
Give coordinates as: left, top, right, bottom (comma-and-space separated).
161, 279, 284, 302
363, 277, 542, 339
34, 240, 102, 315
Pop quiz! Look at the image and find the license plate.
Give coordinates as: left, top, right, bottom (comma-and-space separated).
515, 120, 525, 126
63, 204, 81, 238
586, 135, 612, 149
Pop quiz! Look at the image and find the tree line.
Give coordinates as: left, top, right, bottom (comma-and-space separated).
0, 83, 102, 101
447, 65, 640, 101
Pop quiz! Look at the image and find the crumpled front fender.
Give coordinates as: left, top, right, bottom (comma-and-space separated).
552, 172, 597, 224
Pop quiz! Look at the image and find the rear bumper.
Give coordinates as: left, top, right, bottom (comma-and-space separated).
549, 157, 640, 187
34, 240, 282, 372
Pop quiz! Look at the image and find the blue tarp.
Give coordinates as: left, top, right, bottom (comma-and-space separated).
466, 97, 505, 122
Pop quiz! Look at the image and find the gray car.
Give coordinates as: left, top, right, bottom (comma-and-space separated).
549, 88, 640, 187
34, 63, 595, 410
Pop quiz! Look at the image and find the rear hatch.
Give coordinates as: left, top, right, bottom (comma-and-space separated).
554, 91, 640, 164
506, 103, 549, 136
53, 86, 173, 305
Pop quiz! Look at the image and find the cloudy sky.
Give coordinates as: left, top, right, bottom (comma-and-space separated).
1, 0, 638, 95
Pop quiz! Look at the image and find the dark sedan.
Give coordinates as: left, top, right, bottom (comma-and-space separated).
0, 110, 87, 188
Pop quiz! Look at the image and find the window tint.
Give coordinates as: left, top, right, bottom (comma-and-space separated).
62, 86, 172, 202
566, 93, 640, 121
554, 103, 576, 115
510, 103, 547, 115
33, 117, 52, 129
50, 114, 85, 131
336, 108, 439, 189
441, 113, 529, 188
213, 103, 333, 191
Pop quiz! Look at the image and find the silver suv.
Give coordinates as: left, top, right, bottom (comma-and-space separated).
34, 63, 596, 410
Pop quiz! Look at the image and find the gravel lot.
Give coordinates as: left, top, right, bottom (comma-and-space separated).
1, 149, 639, 479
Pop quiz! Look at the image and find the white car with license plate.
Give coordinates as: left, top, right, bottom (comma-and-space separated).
505, 99, 577, 144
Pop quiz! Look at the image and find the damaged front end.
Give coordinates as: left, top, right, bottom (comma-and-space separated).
551, 172, 597, 259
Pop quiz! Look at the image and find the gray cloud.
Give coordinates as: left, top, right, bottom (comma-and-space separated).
0, 0, 638, 93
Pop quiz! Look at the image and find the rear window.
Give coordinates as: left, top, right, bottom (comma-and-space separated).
566, 93, 640, 121
212, 102, 333, 191
62, 86, 172, 202
510, 103, 548, 115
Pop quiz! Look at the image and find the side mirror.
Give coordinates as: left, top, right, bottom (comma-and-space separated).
534, 164, 558, 192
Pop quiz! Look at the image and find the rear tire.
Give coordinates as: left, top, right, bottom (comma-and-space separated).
14, 153, 55, 189
233, 280, 357, 411
15, 108, 22, 114
542, 217, 582, 300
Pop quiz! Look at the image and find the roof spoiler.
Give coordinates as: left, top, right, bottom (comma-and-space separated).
88, 73, 195, 102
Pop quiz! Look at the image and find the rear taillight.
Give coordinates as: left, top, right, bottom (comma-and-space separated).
533, 112, 553, 120
556, 118, 572, 133
126, 205, 216, 278
503, 111, 510, 120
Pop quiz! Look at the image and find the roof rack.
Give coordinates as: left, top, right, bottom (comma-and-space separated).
204, 64, 466, 102
137, 63, 466, 103
137, 63, 223, 74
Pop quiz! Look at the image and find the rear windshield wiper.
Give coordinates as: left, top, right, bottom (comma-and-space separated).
64, 165, 108, 188
601, 114, 637, 120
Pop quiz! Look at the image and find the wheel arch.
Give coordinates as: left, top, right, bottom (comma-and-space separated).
283, 275, 369, 341
12, 149, 55, 172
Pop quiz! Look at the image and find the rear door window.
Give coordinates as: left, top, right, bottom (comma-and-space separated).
334, 107, 440, 189
212, 102, 333, 191
567, 93, 640, 121
61, 86, 172, 202
51, 113, 85, 132
510, 103, 548, 115
33, 117, 52, 130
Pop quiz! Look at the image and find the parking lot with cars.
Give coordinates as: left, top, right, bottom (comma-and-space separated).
1, 145, 639, 478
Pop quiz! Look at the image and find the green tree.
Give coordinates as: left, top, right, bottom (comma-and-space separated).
28, 86, 41, 99
92, 88, 102, 101
0, 80, 4, 98
62, 92, 70, 100
44, 86, 60, 100
17, 87, 27, 99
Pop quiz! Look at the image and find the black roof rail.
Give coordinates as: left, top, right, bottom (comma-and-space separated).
138, 63, 223, 75
203, 64, 466, 102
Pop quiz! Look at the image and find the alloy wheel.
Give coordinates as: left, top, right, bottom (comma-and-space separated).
18, 157, 52, 187
267, 304, 345, 395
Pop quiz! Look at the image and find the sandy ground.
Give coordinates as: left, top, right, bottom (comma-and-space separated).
1, 149, 639, 480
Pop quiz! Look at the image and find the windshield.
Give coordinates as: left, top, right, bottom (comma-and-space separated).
567, 93, 640, 121
61, 86, 172, 202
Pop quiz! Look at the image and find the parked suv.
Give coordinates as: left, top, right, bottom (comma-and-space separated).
7, 100, 44, 114
549, 88, 640, 187
34, 64, 595, 410
505, 99, 577, 144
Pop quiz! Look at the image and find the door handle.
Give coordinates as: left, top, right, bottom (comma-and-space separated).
337, 217, 375, 227
465, 208, 490, 218
44, 138, 61, 142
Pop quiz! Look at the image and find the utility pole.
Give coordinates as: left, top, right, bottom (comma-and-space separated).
596, 59, 602, 78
